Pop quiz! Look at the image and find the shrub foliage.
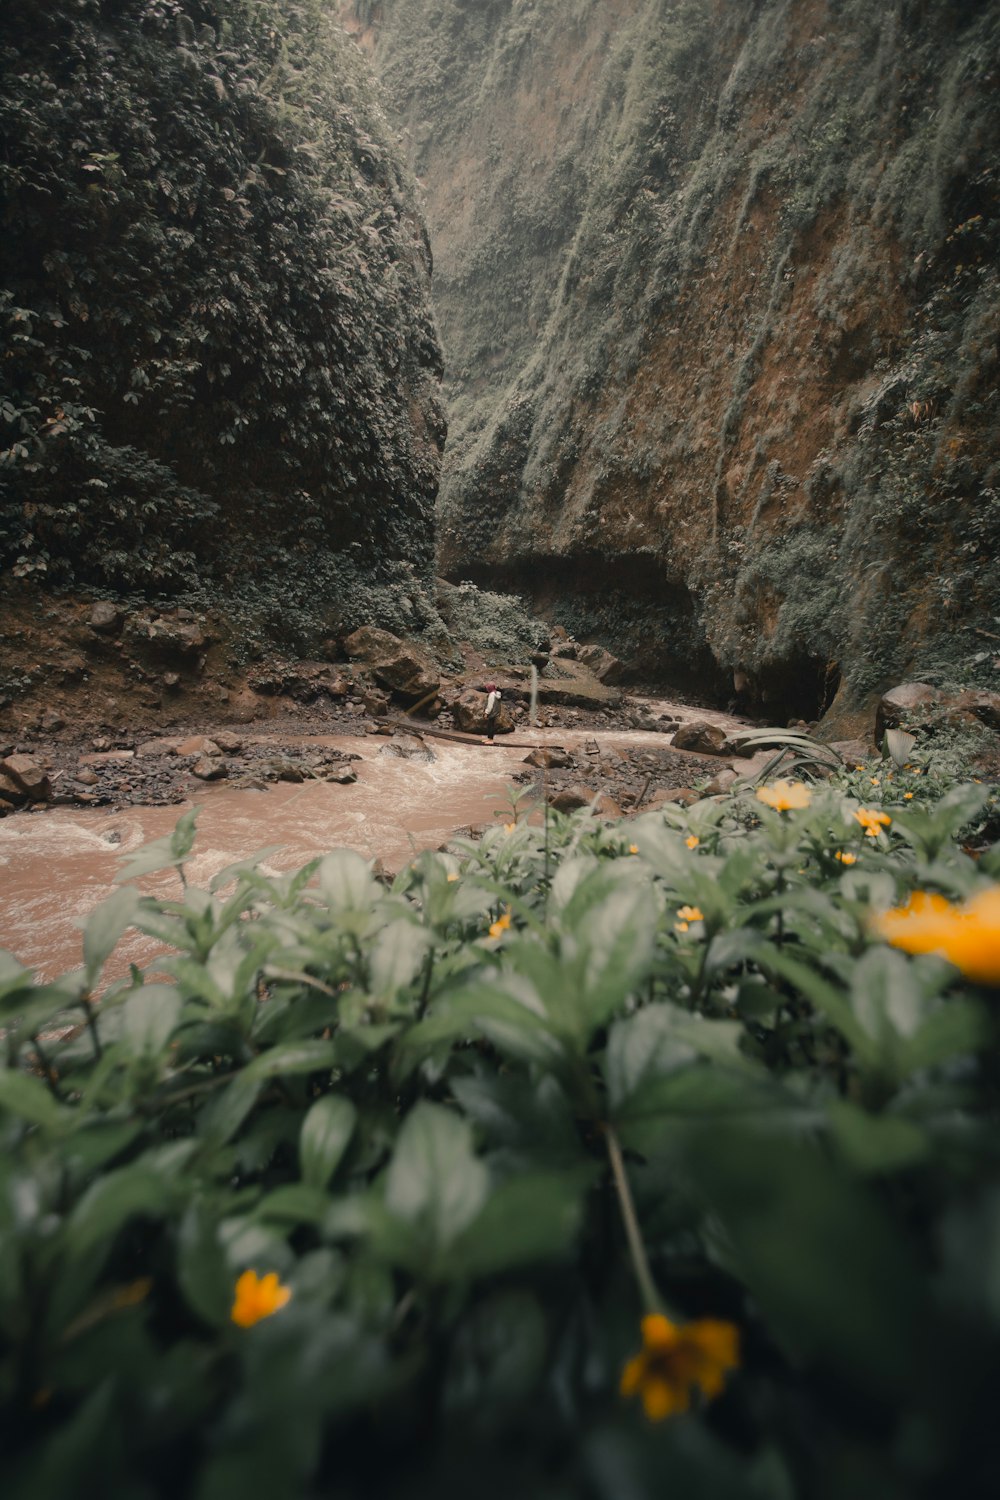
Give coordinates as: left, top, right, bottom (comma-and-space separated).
0, 0, 444, 609
2, 758, 999, 1496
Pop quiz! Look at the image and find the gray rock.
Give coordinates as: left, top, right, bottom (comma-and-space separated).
175, 735, 222, 758
671, 720, 728, 755
876, 683, 939, 737
1, 754, 50, 800
523, 746, 573, 768
549, 785, 595, 812
191, 759, 227, 781
954, 689, 1000, 732
452, 690, 514, 736
576, 643, 625, 684
325, 765, 359, 784
378, 734, 436, 763
145, 617, 207, 656
88, 601, 121, 634
704, 768, 738, 795
0, 771, 27, 805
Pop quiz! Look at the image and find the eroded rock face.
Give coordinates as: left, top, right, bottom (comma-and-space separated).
359, 0, 1000, 706
344, 629, 440, 702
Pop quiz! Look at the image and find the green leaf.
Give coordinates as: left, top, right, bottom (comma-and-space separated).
827, 1100, 928, 1174
178, 1200, 232, 1327
367, 919, 430, 1000
82, 886, 140, 990
446, 1170, 587, 1277
122, 983, 182, 1055
114, 810, 197, 883
300, 1094, 357, 1189
241, 1041, 339, 1082
255, 1184, 331, 1226
605, 1005, 698, 1112
68, 1165, 174, 1254
385, 1101, 488, 1256
0, 1067, 66, 1128
883, 727, 917, 766
317, 850, 378, 911
196, 1072, 262, 1146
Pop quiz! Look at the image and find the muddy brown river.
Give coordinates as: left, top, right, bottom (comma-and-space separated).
0, 703, 744, 981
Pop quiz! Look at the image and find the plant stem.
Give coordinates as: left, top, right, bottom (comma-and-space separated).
604, 1122, 662, 1315
79, 992, 103, 1061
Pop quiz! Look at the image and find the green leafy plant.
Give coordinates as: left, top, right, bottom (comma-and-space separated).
1, 764, 999, 1496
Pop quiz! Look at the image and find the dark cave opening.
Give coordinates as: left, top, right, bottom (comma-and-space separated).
449, 553, 841, 723
448, 552, 731, 704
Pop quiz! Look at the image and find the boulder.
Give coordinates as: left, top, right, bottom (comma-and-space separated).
576, 643, 625, 684
671, 720, 728, 755
0, 771, 27, 805
452, 690, 514, 736
523, 746, 573, 769
137, 737, 183, 757
341, 627, 440, 701
143, 616, 207, 656
549, 785, 596, 812
645, 787, 698, 809
343, 626, 403, 661
191, 758, 227, 781
876, 683, 939, 737
176, 735, 222, 758
378, 734, 437, 763
214, 731, 244, 754
88, 600, 121, 634
533, 660, 621, 708
954, 689, 1000, 732
704, 768, 738, 795
1, 754, 50, 800
827, 739, 872, 767
324, 764, 359, 784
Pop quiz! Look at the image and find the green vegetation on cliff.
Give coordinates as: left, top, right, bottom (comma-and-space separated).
361, 0, 1000, 710
0, 0, 444, 644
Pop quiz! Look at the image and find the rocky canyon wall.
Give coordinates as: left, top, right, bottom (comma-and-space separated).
345, 0, 1000, 721
1, 0, 445, 657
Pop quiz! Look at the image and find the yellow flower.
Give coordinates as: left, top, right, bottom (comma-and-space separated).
621, 1313, 740, 1421
489, 908, 512, 939
629, 844, 639, 855
903, 792, 914, 800
855, 808, 891, 838
677, 906, 704, 922
504, 822, 516, 834
870, 777, 880, 786
685, 835, 700, 849
835, 851, 858, 866
231, 1270, 292, 1328
674, 921, 690, 934
755, 780, 812, 811
875, 887, 1000, 986
447, 872, 460, 882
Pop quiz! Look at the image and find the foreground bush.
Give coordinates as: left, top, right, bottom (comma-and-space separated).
1, 770, 999, 1497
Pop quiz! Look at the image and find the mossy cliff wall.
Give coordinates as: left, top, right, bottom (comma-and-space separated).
346, 0, 1000, 715
1, 0, 444, 648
